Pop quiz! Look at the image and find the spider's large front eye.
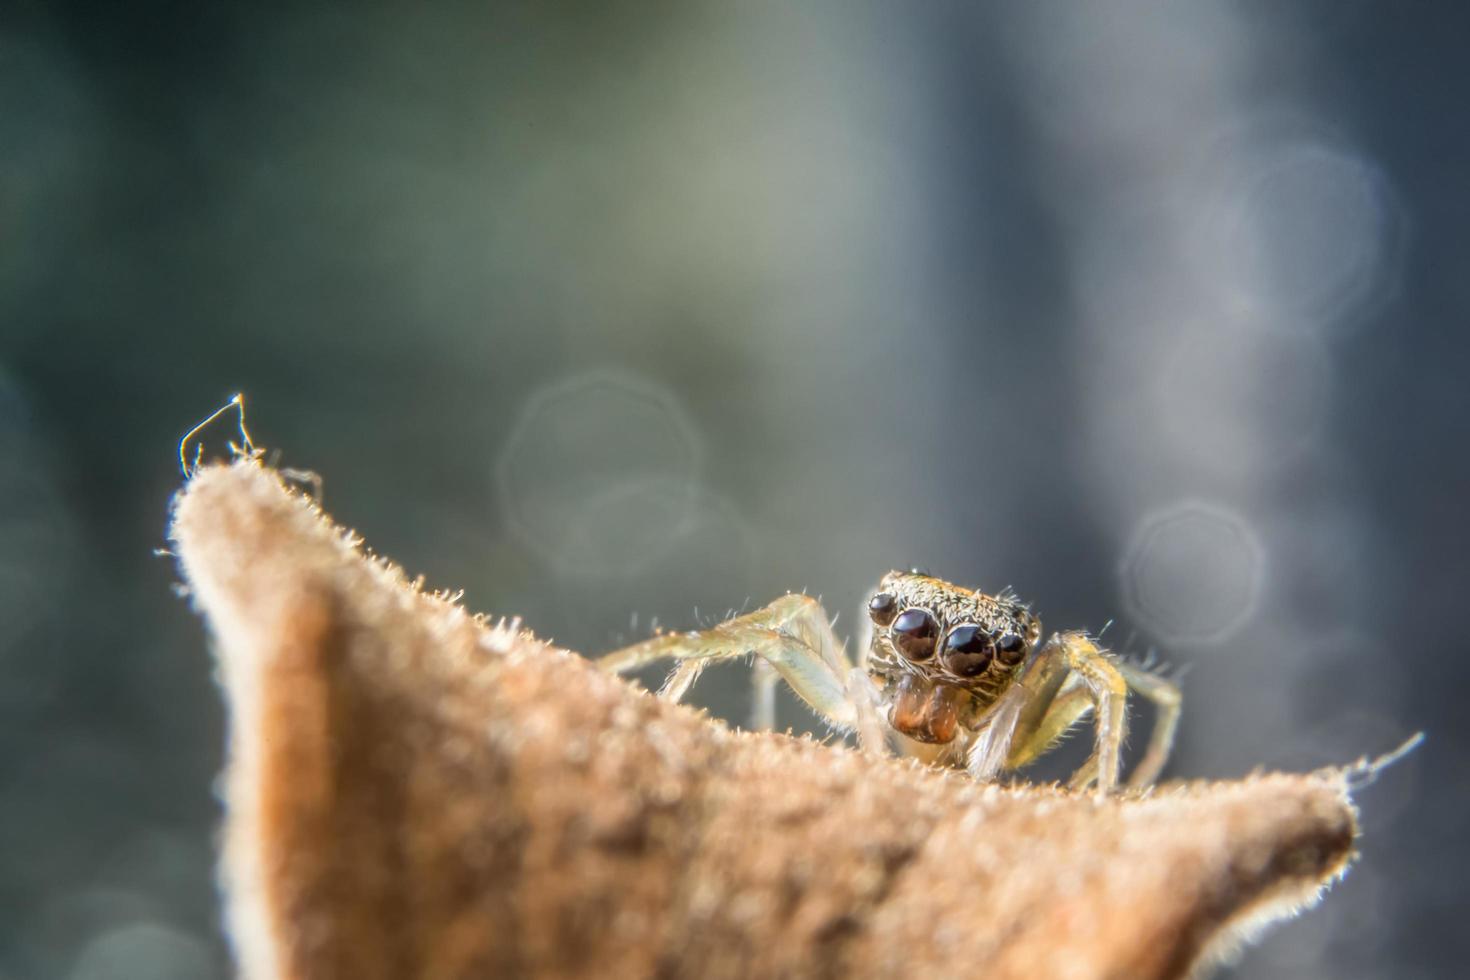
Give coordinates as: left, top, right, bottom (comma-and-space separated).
941, 624, 994, 677
867, 592, 898, 626
890, 608, 939, 661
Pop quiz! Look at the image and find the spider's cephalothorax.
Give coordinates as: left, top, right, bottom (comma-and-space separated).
863, 571, 1042, 746
600, 568, 1181, 795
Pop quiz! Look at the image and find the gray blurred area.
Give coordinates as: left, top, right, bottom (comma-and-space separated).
1, 1, 1465, 977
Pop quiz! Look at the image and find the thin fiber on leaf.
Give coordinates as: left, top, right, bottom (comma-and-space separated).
171, 461, 1364, 980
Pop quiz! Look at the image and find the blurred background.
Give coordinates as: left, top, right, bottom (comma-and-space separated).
1, 1, 1464, 977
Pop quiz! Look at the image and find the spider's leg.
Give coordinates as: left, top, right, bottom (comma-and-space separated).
658, 660, 706, 702
600, 594, 885, 751
999, 653, 1181, 789
1032, 632, 1130, 796
966, 635, 1094, 782
964, 683, 1029, 781
1115, 660, 1181, 788
1003, 674, 1094, 771
750, 658, 778, 731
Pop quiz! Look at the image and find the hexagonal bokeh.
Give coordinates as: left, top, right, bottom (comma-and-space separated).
1206, 136, 1406, 331
496, 371, 704, 579
1119, 501, 1265, 644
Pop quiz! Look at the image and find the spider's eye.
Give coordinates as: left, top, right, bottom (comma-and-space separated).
941, 625, 994, 677
994, 632, 1029, 667
867, 592, 899, 626
890, 608, 939, 661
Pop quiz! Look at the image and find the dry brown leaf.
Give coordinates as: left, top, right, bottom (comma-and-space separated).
171, 460, 1366, 980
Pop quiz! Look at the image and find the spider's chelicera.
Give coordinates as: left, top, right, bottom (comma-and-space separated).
600, 570, 1180, 795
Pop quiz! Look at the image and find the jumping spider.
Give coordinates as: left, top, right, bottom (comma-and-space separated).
601, 570, 1180, 794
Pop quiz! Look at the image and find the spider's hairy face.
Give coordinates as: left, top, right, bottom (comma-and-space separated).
864, 571, 1042, 745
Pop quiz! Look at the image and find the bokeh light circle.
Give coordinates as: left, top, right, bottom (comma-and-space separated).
67, 923, 213, 980
1120, 501, 1265, 644
496, 371, 703, 579
1206, 138, 1404, 330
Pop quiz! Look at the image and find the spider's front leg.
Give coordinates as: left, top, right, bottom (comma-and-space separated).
1017, 632, 1129, 795
1004, 632, 1181, 795
598, 595, 886, 753
1114, 659, 1182, 788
